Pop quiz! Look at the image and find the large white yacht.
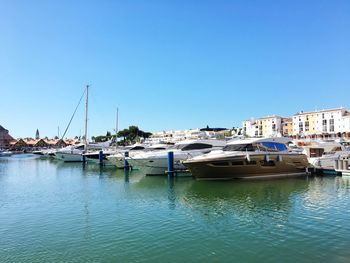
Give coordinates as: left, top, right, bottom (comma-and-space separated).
183, 137, 309, 180
127, 139, 226, 175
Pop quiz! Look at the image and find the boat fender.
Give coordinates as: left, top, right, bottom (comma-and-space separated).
264, 154, 270, 162
245, 153, 251, 162
277, 155, 282, 162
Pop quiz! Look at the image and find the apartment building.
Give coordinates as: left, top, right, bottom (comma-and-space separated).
243, 116, 289, 138
292, 108, 350, 138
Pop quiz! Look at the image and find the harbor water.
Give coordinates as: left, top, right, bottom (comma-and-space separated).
1, 155, 350, 262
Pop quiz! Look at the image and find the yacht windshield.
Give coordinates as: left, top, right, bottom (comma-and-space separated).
144, 147, 167, 151
223, 144, 257, 152
181, 143, 213, 151
223, 142, 287, 152
169, 143, 213, 151
259, 142, 288, 151
130, 146, 145, 151
75, 145, 85, 150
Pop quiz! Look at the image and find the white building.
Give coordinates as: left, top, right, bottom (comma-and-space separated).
243, 116, 289, 138
147, 128, 206, 143
147, 127, 230, 143
292, 108, 350, 138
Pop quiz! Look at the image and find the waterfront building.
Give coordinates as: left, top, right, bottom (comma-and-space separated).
282, 118, 293, 137
146, 127, 230, 143
147, 128, 205, 143
243, 116, 290, 138
0, 125, 14, 148
10, 139, 27, 148
9, 138, 76, 151
292, 108, 350, 139
199, 127, 230, 139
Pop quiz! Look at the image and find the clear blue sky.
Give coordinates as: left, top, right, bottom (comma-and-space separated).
1, 0, 349, 138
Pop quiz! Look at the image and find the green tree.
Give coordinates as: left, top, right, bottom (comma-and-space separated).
128, 126, 140, 142
114, 126, 152, 145
117, 129, 130, 142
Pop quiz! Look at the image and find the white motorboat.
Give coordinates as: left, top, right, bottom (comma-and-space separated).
106, 144, 147, 168
298, 140, 349, 172
310, 150, 350, 173
127, 139, 226, 175
54, 144, 85, 162
107, 143, 170, 168
183, 137, 309, 180
33, 149, 57, 158
0, 150, 12, 157
83, 148, 117, 164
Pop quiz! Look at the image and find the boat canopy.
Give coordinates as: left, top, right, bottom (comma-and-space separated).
169, 139, 226, 151
223, 141, 288, 152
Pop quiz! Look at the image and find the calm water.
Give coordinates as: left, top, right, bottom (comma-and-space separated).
1, 155, 350, 263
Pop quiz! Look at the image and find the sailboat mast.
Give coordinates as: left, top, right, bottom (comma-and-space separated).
84, 85, 89, 151
115, 108, 119, 148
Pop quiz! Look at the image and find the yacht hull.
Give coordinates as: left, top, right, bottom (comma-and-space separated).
0, 152, 12, 157
54, 152, 83, 162
184, 153, 309, 180
84, 152, 114, 165
127, 158, 187, 175
310, 152, 350, 171
107, 155, 126, 168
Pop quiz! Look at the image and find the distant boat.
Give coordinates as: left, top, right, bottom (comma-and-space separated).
55, 85, 89, 162
0, 150, 12, 157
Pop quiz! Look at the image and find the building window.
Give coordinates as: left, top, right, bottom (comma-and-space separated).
272, 124, 276, 131
330, 119, 334, 132
322, 119, 327, 132
305, 121, 309, 132
299, 122, 303, 133
322, 113, 325, 119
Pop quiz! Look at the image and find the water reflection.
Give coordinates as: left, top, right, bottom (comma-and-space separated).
2, 156, 350, 263
167, 177, 176, 210
181, 178, 309, 223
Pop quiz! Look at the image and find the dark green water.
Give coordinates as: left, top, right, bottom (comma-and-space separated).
1, 155, 350, 263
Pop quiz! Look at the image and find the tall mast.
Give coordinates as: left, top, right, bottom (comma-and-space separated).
115, 107, 119, 148
84, 85, 89, 151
